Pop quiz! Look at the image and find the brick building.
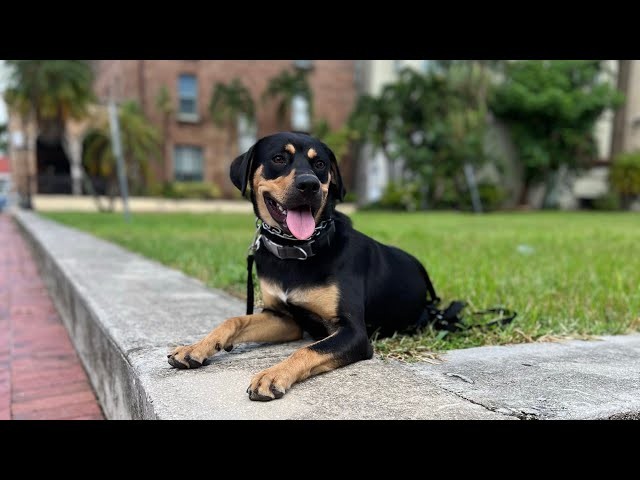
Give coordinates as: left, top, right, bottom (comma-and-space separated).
92, 60, 357, 197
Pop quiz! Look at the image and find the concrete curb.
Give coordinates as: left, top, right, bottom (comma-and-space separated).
14, 209, 640, 420
13, 210, 507, 419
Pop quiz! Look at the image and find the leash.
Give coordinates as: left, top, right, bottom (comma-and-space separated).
246, 220, 262, 315
419, 267, 517, 332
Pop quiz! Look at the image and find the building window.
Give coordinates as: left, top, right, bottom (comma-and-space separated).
174, 145, 203, 181
293, 60, 314, 70
178, 74, 198, 121
291, 95, 311, 132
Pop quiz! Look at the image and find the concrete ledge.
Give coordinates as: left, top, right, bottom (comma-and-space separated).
15, 209, 640, 420
14, 210, 506, 419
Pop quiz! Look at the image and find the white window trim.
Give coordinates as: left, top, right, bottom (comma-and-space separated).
173, 145, 204, 182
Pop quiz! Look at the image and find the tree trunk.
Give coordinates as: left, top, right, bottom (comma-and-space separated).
224, 121, 237, 197
163, 113, 170, 183
68, 136, 83, 195
21, 118, 34, 209
610, 60, 632, 159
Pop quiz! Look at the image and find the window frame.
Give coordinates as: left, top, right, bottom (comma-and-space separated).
173, 144, 204, 182
177, 73, 199, 122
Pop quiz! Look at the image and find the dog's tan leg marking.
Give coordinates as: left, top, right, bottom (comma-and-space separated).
248, 338, 339, 401
168, 311, 302, 369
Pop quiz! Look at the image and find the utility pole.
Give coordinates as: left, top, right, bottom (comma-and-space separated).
108, 93, 131, 222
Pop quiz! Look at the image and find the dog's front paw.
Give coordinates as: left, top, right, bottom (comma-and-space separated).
247, 368, 290, 401
167, 344, 207, 369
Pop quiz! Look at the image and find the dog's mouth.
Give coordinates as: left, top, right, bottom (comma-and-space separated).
264, 194, 316, 240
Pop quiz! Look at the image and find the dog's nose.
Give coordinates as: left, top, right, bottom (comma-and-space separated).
295, 174, 320, 195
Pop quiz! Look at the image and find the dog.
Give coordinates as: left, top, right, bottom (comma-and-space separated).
167, 131, 434, 401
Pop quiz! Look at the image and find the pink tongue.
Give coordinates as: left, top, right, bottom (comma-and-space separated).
286, 208, 316, 240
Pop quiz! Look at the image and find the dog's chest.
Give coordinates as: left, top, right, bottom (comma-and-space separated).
260, 279, 339, 321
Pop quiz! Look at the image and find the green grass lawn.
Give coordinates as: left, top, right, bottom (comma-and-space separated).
42, 210, 640, 359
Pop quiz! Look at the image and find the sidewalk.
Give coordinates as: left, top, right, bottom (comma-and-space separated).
31, 194, 357, 214
0, 214, 103, 420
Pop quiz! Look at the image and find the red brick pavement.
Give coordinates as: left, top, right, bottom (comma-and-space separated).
0, 214, 104, 420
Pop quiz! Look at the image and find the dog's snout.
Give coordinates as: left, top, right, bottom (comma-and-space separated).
295, 174, 320, 195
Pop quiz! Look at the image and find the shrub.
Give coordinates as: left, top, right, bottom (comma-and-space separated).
433, 180, 507, 212
343, 191, 358, 203
610, 151, 640, 208
592, 192, 621, 211
152, 181, 222, 200
374, 181, 421, 211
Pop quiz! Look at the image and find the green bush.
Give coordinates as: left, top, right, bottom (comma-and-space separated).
150, 181, 222, 200
343, 191, 358, 203
433, 180, 507, 211
592, 192, 621, 211
610, 151, 640, 208
375, 181, 421, 211
477, 182, 508, 211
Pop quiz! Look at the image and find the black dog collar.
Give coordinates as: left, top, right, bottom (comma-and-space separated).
258, 220, 336, 260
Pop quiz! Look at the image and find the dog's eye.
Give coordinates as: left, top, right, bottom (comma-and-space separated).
272, 154, 286, 164
314, 161, 325, 169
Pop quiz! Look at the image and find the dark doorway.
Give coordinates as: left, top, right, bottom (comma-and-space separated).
36, 137, 72, 194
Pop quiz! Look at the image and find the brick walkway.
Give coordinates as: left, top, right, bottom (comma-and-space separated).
0, 213, 104, 420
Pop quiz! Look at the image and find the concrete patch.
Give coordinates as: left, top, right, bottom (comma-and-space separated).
409, 336, 640, 419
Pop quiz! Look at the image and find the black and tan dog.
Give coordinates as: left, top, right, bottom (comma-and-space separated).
167, 132, 434, 401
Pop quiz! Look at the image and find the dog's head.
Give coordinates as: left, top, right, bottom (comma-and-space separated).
230, 132, 345, 240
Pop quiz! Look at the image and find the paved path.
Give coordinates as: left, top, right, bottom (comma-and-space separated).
31, 194, 357, 215
0, 214, 103, 420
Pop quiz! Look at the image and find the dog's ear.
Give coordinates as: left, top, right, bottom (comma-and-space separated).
320, 142, 346, 202
230, 144, 256, 197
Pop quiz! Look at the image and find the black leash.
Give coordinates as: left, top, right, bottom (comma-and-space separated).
419, 267, 516, 332
246, 253, 255, 315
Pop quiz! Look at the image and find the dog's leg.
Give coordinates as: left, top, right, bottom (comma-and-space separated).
167, 310, 302, 369
247, 319, 373, 401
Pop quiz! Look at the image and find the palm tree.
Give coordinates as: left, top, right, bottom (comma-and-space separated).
83, 100, 160, 209
262, 69, 312, 130
155, 85, 174, 182
3, 60, 95, 195
209, 78, 255, 195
